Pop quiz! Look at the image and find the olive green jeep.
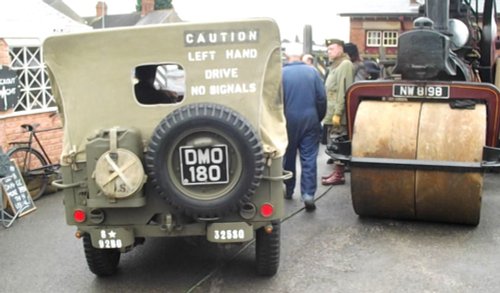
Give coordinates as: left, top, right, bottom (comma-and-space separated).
43, 19, 289, 277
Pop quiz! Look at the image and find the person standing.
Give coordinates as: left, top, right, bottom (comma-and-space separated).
344, 42, 368, 82
302, 54, 314, 66
282, 43, 327, 211
321, 39, 354, 186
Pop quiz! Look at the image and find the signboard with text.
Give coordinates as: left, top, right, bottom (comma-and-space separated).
0, 65, 20, 111
0, 159, 36, 216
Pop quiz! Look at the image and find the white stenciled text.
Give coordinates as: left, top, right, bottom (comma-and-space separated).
185, 29, 259, 46
204, 68, 238, 79
188, 50, 216, 61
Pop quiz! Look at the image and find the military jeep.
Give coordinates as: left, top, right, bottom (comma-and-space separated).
43, 19, 288, 277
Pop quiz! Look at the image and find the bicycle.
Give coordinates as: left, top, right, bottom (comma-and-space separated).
7, 123, 62, 201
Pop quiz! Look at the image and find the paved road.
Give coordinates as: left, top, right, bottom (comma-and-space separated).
1, 145, 500, 293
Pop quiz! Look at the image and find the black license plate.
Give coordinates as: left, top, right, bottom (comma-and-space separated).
393, 84, 449, 98
179, 145, 229, 185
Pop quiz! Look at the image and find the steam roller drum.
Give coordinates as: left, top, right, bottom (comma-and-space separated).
350, 101, 486, 225
415, 103, 485, 225
351, 101, 421, 220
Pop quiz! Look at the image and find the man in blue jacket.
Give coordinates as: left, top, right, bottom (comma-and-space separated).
282, 43, 327, 211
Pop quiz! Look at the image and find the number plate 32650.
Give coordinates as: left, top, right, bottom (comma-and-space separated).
207, 222, 253, 243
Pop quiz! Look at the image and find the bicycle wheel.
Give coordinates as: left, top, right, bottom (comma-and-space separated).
7, 147, 48, 201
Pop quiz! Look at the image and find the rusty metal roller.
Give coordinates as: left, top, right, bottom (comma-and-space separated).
351, 100, 486, 225
415, 102, 485, 224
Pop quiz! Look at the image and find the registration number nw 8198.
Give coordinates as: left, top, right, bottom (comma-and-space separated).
393, 84, 450, 99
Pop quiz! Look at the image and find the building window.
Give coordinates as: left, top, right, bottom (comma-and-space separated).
366, 31, 381, 47
9, 46, 55, 113
366, 30, 399, 47
383, 31, 398, 47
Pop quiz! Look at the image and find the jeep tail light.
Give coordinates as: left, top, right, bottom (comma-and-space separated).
74, 209, 86, 223
260, 203, 274, 218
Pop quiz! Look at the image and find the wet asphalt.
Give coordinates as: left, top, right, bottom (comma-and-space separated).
1, 144, 500, 293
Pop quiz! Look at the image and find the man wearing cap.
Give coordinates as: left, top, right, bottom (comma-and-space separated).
321, 39, 353, 186
282, 43, 326, 211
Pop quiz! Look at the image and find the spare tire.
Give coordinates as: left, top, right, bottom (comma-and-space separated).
145, 103, 265, 218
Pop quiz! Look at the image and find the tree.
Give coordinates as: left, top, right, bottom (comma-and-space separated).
136, 0, 173, 11
155, 0, 173, 9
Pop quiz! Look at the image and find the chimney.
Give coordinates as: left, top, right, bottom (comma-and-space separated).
426, 0, 449, 32
0, 39, 12, 66
141, 0, 155, 16
96, 1, 108, 17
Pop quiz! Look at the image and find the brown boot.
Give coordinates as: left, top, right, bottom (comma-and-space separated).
321, 165, 345, 185
321, 170, 336, 180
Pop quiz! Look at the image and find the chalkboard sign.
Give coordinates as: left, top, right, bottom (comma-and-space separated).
0, 160, 36, 217
0, 65, 20, 111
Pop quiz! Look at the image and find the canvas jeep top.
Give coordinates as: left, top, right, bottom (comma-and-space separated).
43, 18, 288, 277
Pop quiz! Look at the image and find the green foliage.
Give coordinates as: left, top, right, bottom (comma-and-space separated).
136, 0, 173, 11
155, 0, 173, 9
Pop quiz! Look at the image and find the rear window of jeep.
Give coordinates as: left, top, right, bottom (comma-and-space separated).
134, 63, 185, 104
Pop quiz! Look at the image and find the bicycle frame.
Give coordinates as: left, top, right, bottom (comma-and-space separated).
27, 127, 60, 166
8, 124, 62, 200
15, 124, 62, 169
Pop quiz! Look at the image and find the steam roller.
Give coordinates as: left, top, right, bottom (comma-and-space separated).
327, 0, 500, 225
351, 101, 485, 224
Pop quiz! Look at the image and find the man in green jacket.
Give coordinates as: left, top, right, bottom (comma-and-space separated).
321, 38, 354, 185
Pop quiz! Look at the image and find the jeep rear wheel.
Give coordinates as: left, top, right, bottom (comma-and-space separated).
145, 103, 265, 219
83, 234, 120, 277
255, 221, 281, 276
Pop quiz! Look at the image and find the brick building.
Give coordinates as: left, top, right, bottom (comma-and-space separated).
340, 0, 422, 61
340, 0, 500, 61
0, 0, 90, 163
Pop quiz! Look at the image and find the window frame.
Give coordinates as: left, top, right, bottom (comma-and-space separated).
382, 31, 398, 47
366, 31, 382, 47
365, 30, 399, 48
7, 45, 55, 116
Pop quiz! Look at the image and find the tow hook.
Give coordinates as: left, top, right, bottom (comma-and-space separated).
264, 224, 273, 234
160, 214, 173, 232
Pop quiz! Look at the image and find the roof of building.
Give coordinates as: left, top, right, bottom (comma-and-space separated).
0, 0, 91, 45
86, 13, 143, 29
84, 9, 182, 29
135, 9, 182, 26
43, 0, 86, 24
340, 0, 500, 17
339, 0, 420, 16
1, 0, 183, 44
